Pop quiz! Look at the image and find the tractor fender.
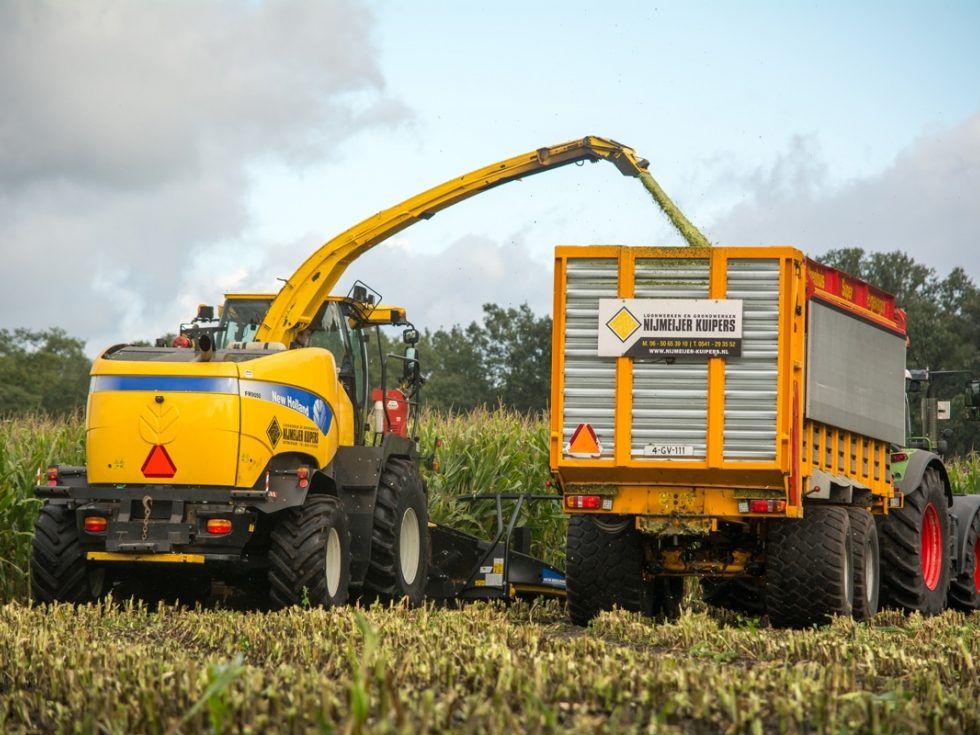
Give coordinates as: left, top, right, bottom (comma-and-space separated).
895, 450, 952, 506
949, 494, 980, 577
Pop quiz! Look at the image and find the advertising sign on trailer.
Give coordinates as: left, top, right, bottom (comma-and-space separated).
597, 299, 743, 358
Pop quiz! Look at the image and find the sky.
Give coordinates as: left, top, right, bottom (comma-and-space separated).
1, 0, 978, 354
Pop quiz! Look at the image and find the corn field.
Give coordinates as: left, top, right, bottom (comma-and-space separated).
2, 412, 980, 732
1, 599, 978, 733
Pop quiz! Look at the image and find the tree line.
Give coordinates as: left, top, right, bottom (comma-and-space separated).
2, 250, 977, 451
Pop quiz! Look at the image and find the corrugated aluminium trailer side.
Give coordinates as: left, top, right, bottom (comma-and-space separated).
551, 246, 903, 529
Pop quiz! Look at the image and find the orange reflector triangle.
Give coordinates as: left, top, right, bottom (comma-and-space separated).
566, 423, 602, 458
142, 445, 177, 478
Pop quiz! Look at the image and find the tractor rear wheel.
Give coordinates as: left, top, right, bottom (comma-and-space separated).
948, 509, 980, 611
766, 505, 853, 628
877, 468, 951, 615
268, 494, 351, 608
363, 457, 428, 606
846, 507, 880, 621
566, 514, 649, 626
31, 503, 108, 604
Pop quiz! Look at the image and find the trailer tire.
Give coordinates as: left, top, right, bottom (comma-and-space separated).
846, 507, 880, 621
948, 510, 980, 611
566, 515, 649, 625
877, 468, 951, 615
363, 458, 428, 606
268, 494, 351, 609
31, 503, 107, 604
700, 576, 766, 615
766, 505, 853, 628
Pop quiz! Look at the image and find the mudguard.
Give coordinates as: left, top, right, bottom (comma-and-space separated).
893, 449, 952, 504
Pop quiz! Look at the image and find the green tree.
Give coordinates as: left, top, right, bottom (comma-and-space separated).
817, 249, 980, 454
0, 328, 91, 416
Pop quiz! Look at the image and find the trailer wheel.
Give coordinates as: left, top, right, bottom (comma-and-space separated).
268, 494, 351, 608
877, 468, 951, 615
700, 576, 766, 615
31, 503, 107, 604
846, 507, 880, 621
566, 515, 649, 625
363, 457, 428, 606
948, 509, 980, 611
766, 505, 853, 628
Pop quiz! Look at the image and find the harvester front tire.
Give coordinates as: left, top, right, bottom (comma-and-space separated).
31, 503, 107, 604
846, 507, 880, 621
363, 458, 428, 606
948, 509, 980, 611
566, 515, 648, 626
877, 468, 951, 615
766, 505, 853, 628
268, 494, 351, 609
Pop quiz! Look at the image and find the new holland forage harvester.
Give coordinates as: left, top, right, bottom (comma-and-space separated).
32, 137, 666, 608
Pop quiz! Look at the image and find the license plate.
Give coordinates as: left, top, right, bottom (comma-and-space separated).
643, 444, 695, 457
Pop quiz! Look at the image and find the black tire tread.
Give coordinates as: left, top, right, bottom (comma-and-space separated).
767, 505, 852, 628
948, 510, 980, 611
363, 458, 428, 605
566, 515, 647, 626
268, 494, 350, 609
31, 503, 93, 604
877, 468, 951, 615
847, 507, 880, 621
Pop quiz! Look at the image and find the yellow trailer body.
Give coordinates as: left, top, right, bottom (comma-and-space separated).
551, 246, 906, 535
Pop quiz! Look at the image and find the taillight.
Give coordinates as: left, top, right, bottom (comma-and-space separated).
891, 452, 909, 462
738, 499, 787, 514
46, 466, 59, 487
206, 518, 233, 535
565, 495, 606, 510
83, 516, 107, 533
296, 467, 310, 488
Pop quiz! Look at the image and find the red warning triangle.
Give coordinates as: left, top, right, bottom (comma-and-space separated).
566, 423, 602, 458
142, 445, 177, 478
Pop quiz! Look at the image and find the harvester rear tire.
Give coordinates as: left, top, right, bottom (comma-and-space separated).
877, 468, 951, 615
363, 457, 428, 606
566, 515, 649, 626
268, 494, 351, 609
700, 576, 766, 615
948, 509, 980, 611
766, 505, 853, 628
846, 507, 880, 621
31, 503, 107, 604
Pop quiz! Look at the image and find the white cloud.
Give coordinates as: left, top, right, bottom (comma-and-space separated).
708, 114, 980, 281
0, 0, 407, 351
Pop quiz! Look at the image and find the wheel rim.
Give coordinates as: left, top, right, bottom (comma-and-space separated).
864, 540, 876, 606
399, 507, 420, 585
325, 527, 341, 597
921, 503, 942, 591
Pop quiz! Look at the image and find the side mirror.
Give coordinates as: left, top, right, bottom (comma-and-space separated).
403, 346, 420, 385
196, 304, 215, 321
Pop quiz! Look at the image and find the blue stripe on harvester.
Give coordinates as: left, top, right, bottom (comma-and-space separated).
91, 375, 239, 394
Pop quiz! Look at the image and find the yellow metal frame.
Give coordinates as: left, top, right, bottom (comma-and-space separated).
87, 551, 205, 564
